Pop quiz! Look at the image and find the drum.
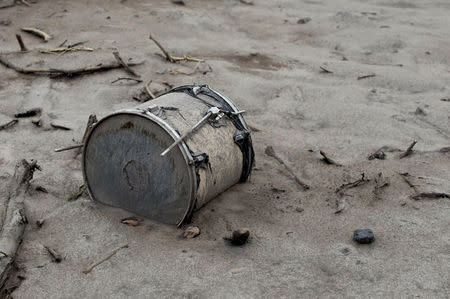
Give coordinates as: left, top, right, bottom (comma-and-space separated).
82, 85, 254, 226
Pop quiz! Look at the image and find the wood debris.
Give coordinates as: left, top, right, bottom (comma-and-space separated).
319, 150, 342, 166
399, 172, 418, 192
149, 34, 204, 63
50, 123, 71, 131
145, 80, 156, 99
21, 27, 52, 42
111, 77, 143, 84
44, 245, 62, 263
0, 119, 18, 131
373, 172, 389, 199
83, 244, 129, 274
399, 140, 417, 159
265, 145, 310, 190
0, 55, 144, 78
183, 226, 200, 239
411, 192, 450, 200
368, 148, 386, 160
75, 114, 97, 157
357, 74, 376, 80
112, 50, 140, 77
121, 216, 141, 227
335, 173, 369, 193
320, 65, 333, 73
67, 184, 86, 201
15, 34, 27, 52
39, 46, 98, 54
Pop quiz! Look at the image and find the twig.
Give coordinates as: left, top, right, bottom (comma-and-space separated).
335, 173, 369, 193
54, 144, 83, 152
320, 65, 333, 73
82, 244, 129, 274
67, 184, 86, 201
20, 0, 31, 6
399, 140, 417, 159
58, 39, 67, 47
15, 34, 27, 52
0, 119, 18, 131
265, 145, 310, 190
21, 27, 52, 42
44, 246, 62, 263
149, 34, 204, 63
0, 55, 144, 77
411, 192, 450, 200
319, 150, 342, 166
111, 77, 143, 84
357, 74, 376, 80
68, 41, 87, 48
112, 50, 140, 77
75, 114, 97, 157
399, 172, 418, 192
50, 123, 71, 130
145, 80, 156, 99
39, 46, 98, 54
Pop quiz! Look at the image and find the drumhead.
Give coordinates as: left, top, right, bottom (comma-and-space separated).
82, 111, 196, 225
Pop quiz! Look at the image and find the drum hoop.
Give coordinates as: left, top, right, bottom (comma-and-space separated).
82, 109, 197, 227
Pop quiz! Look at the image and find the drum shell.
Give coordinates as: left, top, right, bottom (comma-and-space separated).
82, 86, 252, 225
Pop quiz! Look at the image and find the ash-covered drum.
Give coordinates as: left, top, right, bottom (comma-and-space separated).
82, 85, 254, 226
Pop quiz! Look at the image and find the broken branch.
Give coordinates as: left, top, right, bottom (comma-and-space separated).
111, 77, 143, 84
0, 119, 18, 131
15, 34, 27, 52
0, 55, 144, 78
265, 146, 310, 190
21, 27, 52, 42
335, 173, 369, 193
399, 140, 417, 159
149, 34, 204, 63
82, 244, 129, 274
411, 192, 450, 200
112, 50, 140, 77
145, 80, 156, 99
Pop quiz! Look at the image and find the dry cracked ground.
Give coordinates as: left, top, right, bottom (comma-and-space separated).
0, 0, 449, 298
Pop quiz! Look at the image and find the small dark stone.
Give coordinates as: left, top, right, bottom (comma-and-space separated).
229, 228, 250, 246
297, 17, 311, 24
353, 229, 375, 244
295, 207, 304, 213
368, 151, 385, 160
171, 0, 185, 5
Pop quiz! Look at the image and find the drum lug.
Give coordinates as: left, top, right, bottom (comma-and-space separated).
189, 152, 209, 167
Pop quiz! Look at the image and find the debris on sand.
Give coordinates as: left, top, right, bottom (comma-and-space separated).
319, 150, 342, 166
411, 192, 450, 200
14, 108, 42, 118
297, 17, 311, 24
353, 229, 375, 244
399, 140, 417, 159
121, 216, 141, 227
225, 228, 250, 246
183, 226, 200, 239
44, 245, 62, 263
368, 148, 386, 160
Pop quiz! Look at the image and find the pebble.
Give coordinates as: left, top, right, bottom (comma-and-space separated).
353, 229, 375, 244
183, 226, 200, 239
297, 17, 311, 24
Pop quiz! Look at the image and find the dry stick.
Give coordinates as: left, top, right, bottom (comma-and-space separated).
111, 77, 143, 84
50, 123, 71, 130
145, 80, 156, 99
319, 150, 342, 166
265, 146, 310, 190
75, 114, 97, 157
398, 173, 418, 192
20, 0, 31, 6
14, 108, 41, 118
15, 34, 27, 52
399, 140, 417, 159
0, 160, 40, 289
54, 144, 83, 153
112, 50, 140, 77
335, 173, 369, 193
44, 246, 62, 263
320, 65, 333, 73
0, 55, 144, 77
83, 244, 129, 274
21, 27, 52, 42
411, 192, 450, 200
0, 119, 18, 131
149, 34, 204, 63
39, 46, 98, 54
357, 74, 376, 80
149, 34, 174, 62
